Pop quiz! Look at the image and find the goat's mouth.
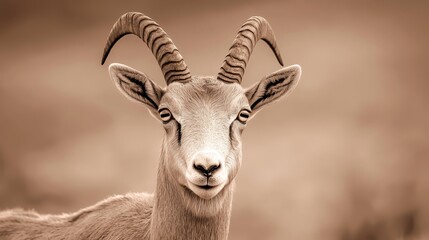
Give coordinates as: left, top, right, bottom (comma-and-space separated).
187, 182, 225, 199
185, 169, 229, 199
198, 184, 215, 190
192, 182, 221, 190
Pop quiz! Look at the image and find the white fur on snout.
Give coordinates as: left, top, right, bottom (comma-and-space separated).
185, 149, 229, 199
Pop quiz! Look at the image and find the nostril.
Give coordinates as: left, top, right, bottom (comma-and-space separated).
193, 163, 206, 175
193, 163, 221, 176
207, 164, 220, 173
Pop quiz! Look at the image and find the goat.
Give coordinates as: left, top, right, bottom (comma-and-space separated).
0, 12, 301, 239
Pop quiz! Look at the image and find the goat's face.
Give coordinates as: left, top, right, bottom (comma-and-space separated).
102, 12, 301, 216
159, 78, 247, 200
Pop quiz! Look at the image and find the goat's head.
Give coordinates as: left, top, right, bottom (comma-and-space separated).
102, 12, 301, 216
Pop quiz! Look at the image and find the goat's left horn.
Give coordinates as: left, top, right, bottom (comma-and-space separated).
101, 12, 191, 84
217, 16, 283, 84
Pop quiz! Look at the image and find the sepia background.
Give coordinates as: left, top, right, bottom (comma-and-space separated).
1, 0, 428, 239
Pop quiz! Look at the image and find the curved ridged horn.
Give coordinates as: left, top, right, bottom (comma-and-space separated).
217, 16, 284, 84
101, 12, 191, 84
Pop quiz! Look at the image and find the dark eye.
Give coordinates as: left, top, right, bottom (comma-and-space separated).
237, 109, 251, 123
159, 108, 172, 123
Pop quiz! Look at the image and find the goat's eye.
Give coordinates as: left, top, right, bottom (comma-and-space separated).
159, 108, 172, 123
237, 109, 251, 123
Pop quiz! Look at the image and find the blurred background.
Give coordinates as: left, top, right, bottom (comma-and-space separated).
1, 0, 428, 239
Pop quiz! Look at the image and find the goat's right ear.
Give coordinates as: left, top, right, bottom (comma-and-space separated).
109, 63, 164, 113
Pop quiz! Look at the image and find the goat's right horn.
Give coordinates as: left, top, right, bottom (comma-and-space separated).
101, 12, 191, 84
217, 16, 284, 84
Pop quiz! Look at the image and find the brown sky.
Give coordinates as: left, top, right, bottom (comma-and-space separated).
1, 0, 428, 239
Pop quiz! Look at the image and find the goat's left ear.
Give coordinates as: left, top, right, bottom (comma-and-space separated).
245, 64, 301, 114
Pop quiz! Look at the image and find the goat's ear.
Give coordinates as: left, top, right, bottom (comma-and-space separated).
245, 64, 301, 115
109, 63, 164, 114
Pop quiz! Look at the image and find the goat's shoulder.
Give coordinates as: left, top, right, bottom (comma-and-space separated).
0, 192, 154, 239
68, 192, 154, 239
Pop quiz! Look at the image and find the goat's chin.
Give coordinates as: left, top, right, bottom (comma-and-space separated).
187, 181, 226, 200
181, 181, 232, 217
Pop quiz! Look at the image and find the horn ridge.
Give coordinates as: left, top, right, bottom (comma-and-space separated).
217, 16, 283, 84
101, 12, 191, 84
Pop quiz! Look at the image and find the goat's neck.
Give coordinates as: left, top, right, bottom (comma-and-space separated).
150, 142, 233, 240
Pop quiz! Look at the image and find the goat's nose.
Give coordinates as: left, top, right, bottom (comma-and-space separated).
192, 152, 221, 177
